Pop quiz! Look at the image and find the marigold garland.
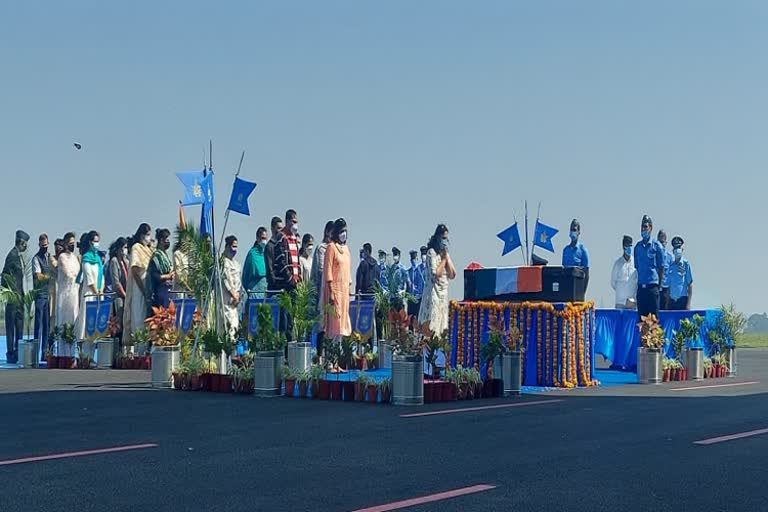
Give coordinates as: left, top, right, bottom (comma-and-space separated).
448, 300, 596, 388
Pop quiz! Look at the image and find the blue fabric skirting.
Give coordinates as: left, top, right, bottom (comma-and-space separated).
594, 309, 719, 370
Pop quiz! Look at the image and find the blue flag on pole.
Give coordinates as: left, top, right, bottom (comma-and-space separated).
533, 220, 558, 252
176, 170, 207, 206
227, 177, 257, 216
199, 171, 214, 236
497, 223, 522, 256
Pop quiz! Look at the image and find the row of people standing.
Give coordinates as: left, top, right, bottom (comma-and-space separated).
610, 215, 694, 315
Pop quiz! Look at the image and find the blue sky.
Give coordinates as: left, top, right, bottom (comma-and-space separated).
1, 1, 766, 312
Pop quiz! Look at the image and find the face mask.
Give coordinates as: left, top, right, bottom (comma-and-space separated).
290, 224, 299, 235
92, 242, 100, 250
674, 248, 682, 260
19, 243, 28, 253
306, 246, 314, 255
123, 248, 129, 258
422, 255, 427, 264
230, 249, 237, 257
67, 244, 76, 253
412, 258, 418, 266
624, 247, 632, 257
143, 235, 152, 245
393, 255, 400, 264
259, 240, 267, 249
570, 231, 578, 242
641, 231, 651, 242
379, 257, 386, 264
40, 246, 49, 254
338, 231, 347, 244
441, 239, 450, 250
360, 252, 365, 261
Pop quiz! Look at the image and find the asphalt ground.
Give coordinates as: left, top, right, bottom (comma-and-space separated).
0, 350, 766, 512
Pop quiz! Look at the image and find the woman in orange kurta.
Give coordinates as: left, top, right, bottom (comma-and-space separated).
323, 218, 352, 338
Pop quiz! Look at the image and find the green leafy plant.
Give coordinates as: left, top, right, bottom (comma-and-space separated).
202, 328, 223, 357
281, 365, 298, 381
379, 377, 391, 394
309, 364, 325, 383
250, 304, 286, 353
638, 314, 665, 349
277, 281, 319, 343
671, 314, 704, 363
174, 224, 215, 310
340, 335, 355, 369
707, 304, 746, 353
1, 267, 39, 343
60, 323, 77, 346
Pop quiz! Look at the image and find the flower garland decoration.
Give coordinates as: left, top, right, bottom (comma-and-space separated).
536, 309, 543, 386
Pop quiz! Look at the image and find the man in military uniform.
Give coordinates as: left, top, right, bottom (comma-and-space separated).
3, 230, 30, 364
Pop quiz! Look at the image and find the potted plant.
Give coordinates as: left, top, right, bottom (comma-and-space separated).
703, 356, 713, 378
59, 323, 77, 369
282, 365, 297, 397
637, 314, 665, 384
373, 268, 417, 370
366, 380, 379, 403
309, 364, 326, 400
324, 342, 343, 400
251, 304, 287, 397
365, 351, 377, 371
1, 267, 40, 367
379, 378, 392, 404
76, 341, 93, 369
390, 309, 424, 406
46, 327, 60, 368
277, 281, 318, 372
706, 304, 745, 377
443, 368, 458, 401
185, 356, 205, 390
662, 357, 674, 382
503, 322, 525, 396
230, 354, 255, 394
481, 318, 506, 397
145, 302, 182, 388
354, 372, 369, 402
296, 369, 310, 398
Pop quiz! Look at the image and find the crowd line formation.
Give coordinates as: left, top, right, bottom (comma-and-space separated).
2, 213, 692, 365
1, 210, 457, 364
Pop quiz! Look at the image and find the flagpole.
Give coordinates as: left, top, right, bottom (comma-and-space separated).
217, 150, 245, 252
524, 200, 530, 266
531, 201, 541, 265
513, 211, 525, 267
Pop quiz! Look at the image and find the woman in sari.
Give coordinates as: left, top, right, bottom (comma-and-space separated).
75, 231, 104, 359
123, 223, 153, 345
108, 237, 129, 340
56, 232, 80, 356
146, 229, 175, 313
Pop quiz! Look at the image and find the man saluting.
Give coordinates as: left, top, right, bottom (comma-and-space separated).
634, 216, 665, 318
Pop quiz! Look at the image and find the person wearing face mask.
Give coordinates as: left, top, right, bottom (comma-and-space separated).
123, 223, 153, 345
56, 232, 81, 356
418, 224, 456, 335
146, 229, 175, 312
32, 234, 53, 360
377, 249, 389, 289
611, 235, 638, 310
221, 235, 242, 339
322, 218, 352, 360
281, 209, 302, 286
667, 237, 693, 310
407, 249, 425, 320
634, 215, 665, 318
355, 243, 379, 298
656, 230, 673, 310
299, 233, 315, 284
310, 221, 335, 360
108, 238, 129, 341
389, 247, 411, 304
75, 231, 105, 350
562, 219, 590, 291
2, 230, 30, 363
243, 227, 269, 299
172, 237, 190, 293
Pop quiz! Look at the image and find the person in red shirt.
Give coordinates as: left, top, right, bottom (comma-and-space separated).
282, 209, 301, 286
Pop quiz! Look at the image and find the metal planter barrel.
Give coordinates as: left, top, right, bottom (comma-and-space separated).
378, 342, 393, 370
151, 345, 180, 388
637, 347, 662, 384
492, 355, 502, 379
503, 351, 522, 396
18, 339, 39, 368
95, 338, 116, 369
684, 347, 704, 380
254, 351, 284, 397
726, 346, 736, 376
287, 342, 311, 372
392, 354, 423, 406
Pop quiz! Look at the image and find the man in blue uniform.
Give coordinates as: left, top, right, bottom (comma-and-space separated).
667, 237, 693, 310
407, 249, 425, 319
562, 219, 590, 291
634, 215, 665, 318
657, 230, 673, 310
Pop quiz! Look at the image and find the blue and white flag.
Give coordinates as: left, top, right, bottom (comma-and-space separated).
176, 170, 207, 206
227, 177, 257, 216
